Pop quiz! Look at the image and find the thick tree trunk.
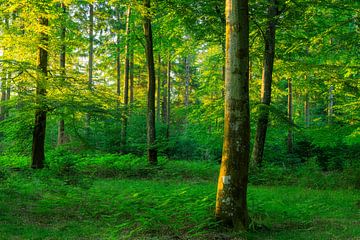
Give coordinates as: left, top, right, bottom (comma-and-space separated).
143, 0, 157, 164
31, 17, 49, 169
116, 8, 121, 99
216, 0, 250, 230
166, 57, 171, 140
251, 0, 278, 167
58, 3, 67, 146
287, 78, 293, 153
121, 6, 131, 147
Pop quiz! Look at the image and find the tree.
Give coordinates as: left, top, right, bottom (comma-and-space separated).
143, 0, 157, 164
216, 0, 250, 230
57, 3, 67, 146
121, 6, 131, 147
31, 16, 49, 169
251, 0, 279, 167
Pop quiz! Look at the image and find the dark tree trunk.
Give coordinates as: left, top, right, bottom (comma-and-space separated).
216, 0, 250, 230
287, 78, 293, 153
121, 6, 131, 147
251, 0, 278, 167
31, 17, 49, 169
143, 0, 157, 164
58, 3, 67, 146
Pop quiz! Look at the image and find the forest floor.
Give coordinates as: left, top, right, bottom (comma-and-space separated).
0, 155, 359, 239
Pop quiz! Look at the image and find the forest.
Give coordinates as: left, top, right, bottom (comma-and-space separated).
0, 0, 359, 239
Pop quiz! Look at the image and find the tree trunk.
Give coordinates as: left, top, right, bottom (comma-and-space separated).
251, 0, 278, 167
166, 56, 171, 140
58, 3, 67, 146
86, 3, 94, 135
216, 0, 250, 230
184, 56, 190, 106
130, 51, 134, 104
287, 78, 293, 153
328, 85, 334, 124
116, 8, 121, 99
0, 74, 6, 121
157, 54, 161, 120
161, 59, 167, 123
304, 90, 310, 127
143, 0, 157, 164
31, 17, 49, 169
121, 6, 131, 147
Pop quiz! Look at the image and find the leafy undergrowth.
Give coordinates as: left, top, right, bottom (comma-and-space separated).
0, 153, 359, 239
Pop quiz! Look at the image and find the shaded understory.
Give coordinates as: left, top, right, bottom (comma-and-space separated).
0, 155, 359, 239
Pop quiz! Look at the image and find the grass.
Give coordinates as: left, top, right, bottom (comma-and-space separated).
0, 153, 359, 239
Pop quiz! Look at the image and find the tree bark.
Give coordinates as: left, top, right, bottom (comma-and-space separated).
161, 59, 167, 123
31, 17, 49, 169
216, 0, 250, 230
304, 89, 310, 127
116, 7, 121, 99
287, 78, 293, 153
166, 56, 171, 140
121, 6, 131, 147
130, 51, 134, 104
251, 0, 278, 167
184, 56, 190, 106
328, 85, 334, 124
86, 3, 94, 135
157, 54, 161, 120
143, 0, 157, 164
58, 3, 67, 146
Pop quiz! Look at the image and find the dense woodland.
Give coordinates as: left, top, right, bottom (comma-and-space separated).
0, 0, 359, 239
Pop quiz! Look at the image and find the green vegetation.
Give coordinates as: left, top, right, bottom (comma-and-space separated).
0, 0, 359, 238
0, 154, 358, 239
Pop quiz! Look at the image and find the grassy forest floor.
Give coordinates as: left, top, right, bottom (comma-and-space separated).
0, 154, 359, 239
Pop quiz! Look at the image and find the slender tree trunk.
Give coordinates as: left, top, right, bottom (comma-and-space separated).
184, 56, 190, 106
130, 51, 134, 104
143, 0, 157, 164
328, 85, 334, 124
304, 90, 310, 127
251, 0, 278, 167
86, 3, 94, 135
31, 17, 49, 169
121, 6, 131, 147
216, 0, 250, 230
287, 78, 293, 153
0, 74, 6, 121
161, 60, 167, 123
157, 54, 161, 120
116, 8, 121, 99
166, 56, 171, 140
58, 3, 67, 146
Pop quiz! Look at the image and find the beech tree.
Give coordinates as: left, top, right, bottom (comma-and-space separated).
252, 0, 279, 167
216, 0, 250, 230
143, 0, 157, 164
31, 16, 49, 169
